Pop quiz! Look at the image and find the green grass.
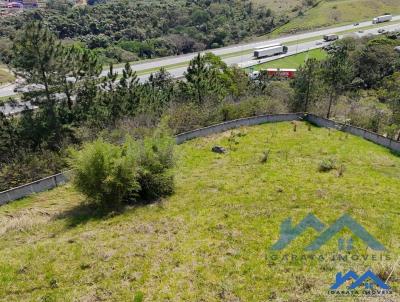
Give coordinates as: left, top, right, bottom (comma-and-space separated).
0, 95, 19, 105
251, 0, 303, 12
250, 49, 327, 70
272, 0, 400, 36
0, 122, 400, 301
0, 66, 15, 85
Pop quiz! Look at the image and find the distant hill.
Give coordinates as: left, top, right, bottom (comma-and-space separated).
272, 0, 400, 35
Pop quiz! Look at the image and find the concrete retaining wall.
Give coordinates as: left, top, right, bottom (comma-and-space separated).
0, 171, 72, 206
175, 113, 305, 144
0, 113, 399, 205
305, 114, 400, 153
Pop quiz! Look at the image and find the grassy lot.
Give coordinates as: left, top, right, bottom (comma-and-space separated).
251, 48, 327, 70
0, 66, 15, 85
0, 93, 21, 104
272, 0, 400, 36
0, 122, 399, 301
251, 0, 303, 12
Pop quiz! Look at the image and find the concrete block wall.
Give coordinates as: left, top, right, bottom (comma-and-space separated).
0, 171, 72, 206
305, 114, 400, 153
175, 113, 305, 144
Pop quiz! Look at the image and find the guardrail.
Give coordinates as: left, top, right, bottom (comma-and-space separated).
0, 113, 399, 205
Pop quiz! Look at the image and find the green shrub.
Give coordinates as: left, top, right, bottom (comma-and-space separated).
135, 126, 175, 200
0, 151, 66, 191
69, 124, 175, 207
218, 97, 288, 122
167, 102, 209, 134
69, 139, 141, 208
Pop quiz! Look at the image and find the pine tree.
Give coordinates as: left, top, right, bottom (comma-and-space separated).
292, 58, 320, 112
321, 47, 353, 118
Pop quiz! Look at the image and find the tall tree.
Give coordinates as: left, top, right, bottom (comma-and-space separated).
96, 63, 141, 126
58, 45, 102, 111
11, 21, 64, 147
141, 68, 174, 115
0, 113, 18, 163
10, 21, 102, 147
381, 72, 400, 138
352, 42, 399, 88
321, 47, 353, 118
181, 53, 231, 105
182, 54, 210, 105
292, 58, 320, 112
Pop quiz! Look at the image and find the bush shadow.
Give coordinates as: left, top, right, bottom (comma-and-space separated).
54, 198, 157, 229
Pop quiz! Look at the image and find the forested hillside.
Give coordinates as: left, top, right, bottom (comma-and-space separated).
0, 0, 314, 64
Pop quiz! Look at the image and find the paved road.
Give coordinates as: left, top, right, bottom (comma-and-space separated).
0, 84, 15, 99
124, 15, 400, 74
1, 18, 400, 115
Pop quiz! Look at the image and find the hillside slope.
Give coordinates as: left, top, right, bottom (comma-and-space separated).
252, 0, 304, 13
0, 122, 399, 301
272, 0, 400, 35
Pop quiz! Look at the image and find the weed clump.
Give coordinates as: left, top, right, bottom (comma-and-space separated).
260, 149, 270, 164
336, 164, 346, 177
318, 158, 336, 172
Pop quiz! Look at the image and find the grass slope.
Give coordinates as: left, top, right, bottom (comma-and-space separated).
0, 122, 399, 301
0, 65, 15, 86
252, 0, 303, 13
272, 0, 400, 36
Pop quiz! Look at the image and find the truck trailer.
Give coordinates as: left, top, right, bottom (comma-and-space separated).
254, 43, 282, 50
253, 45, 288, 59
323, 34, 339, 42
249, 68, 297, 80
266, 68, 296, 79
372, 14, 392, 24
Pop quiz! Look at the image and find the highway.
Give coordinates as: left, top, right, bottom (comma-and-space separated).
122, 15, 400, 76
1, 17, 400, 115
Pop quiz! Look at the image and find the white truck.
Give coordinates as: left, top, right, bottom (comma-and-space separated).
372, 14, 392, 24
323, 34, 339, 42
253, 45, 288, 59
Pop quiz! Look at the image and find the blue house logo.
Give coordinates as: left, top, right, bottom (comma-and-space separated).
330, 269, 390, 290
270, 213, 385, 251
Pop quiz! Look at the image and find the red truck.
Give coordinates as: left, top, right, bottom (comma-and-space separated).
265, 68, 297, 79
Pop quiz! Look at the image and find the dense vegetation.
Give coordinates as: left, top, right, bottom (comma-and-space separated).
0, 0, 302, 64
0, 22, 400, 192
